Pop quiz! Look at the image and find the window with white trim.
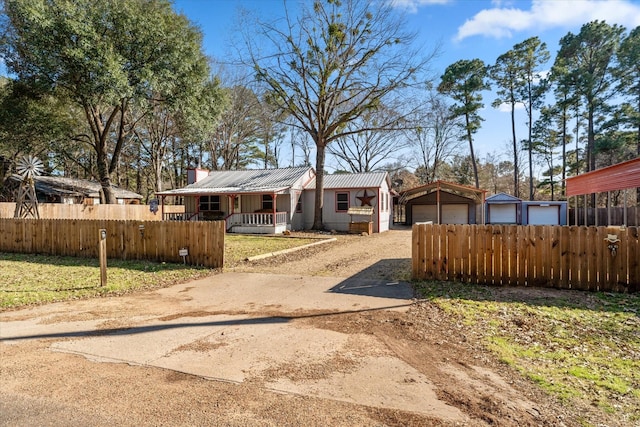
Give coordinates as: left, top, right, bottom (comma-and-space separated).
336, 192, 349, 212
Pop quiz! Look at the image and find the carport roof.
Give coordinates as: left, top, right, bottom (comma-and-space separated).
565, 158, 640, 197
400, 180, 486, 203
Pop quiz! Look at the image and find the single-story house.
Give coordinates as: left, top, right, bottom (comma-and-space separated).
156, 167, 392, 234
10, 175, 143, 205
302, 172, 392, 233
399, 180, 487, 225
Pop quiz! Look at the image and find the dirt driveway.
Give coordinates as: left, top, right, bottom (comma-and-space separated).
1, 228, 575, 426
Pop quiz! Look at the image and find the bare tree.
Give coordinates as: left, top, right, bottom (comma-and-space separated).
408, 93, 463, 183
243, 0, 436, 229
329, 106, 408, 172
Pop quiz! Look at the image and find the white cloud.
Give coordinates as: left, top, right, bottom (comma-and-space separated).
388, 0, 451, 14
497, 102, 526, 113
455, 0, 640, 41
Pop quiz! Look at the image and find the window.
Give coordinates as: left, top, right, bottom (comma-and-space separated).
295, 194, 303, 213
262, 194, 273, 210
336, 192, 349, 212
199, 195, 220, 211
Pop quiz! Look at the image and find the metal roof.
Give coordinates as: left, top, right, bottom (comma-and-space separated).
565, 158, 640, 197
400, 180, 486, 203
306, 171, 389, 189
29, 176, 142, 199
156, 167, 313, 196
485, 192, 522, 203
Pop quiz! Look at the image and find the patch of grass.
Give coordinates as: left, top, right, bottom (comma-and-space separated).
0, 253, 212, 309
416, 280, 640, 425
0, 234, 325, 310
224, 234, 324, 266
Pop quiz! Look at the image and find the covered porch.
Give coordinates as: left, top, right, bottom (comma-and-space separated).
156, 190, 292, 234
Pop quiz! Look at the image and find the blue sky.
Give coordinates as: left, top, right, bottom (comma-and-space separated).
172, 0, 640, 172
3, 0, 639, 172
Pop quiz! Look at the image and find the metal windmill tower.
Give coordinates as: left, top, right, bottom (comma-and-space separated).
13, 155, 44, 219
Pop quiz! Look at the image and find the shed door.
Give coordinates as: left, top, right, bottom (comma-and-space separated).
528, 205, 560, 225
489, 204, 517, 223
442, 204, 468, 224
412, 204, 437, 223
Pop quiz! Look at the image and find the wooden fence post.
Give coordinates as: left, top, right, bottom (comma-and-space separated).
99, 228, 107, 286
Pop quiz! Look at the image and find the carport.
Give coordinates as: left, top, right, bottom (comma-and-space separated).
399, 180, 486, 224
566, 158, 640, 226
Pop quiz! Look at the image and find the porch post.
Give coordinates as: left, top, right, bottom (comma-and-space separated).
272, 193, 277, 224
436, 184, 441, 224
229, 195, 236, 215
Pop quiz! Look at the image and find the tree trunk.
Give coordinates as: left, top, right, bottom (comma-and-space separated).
96, 147, 116, 204
312, 143, 326, 230
528, 102, 534, 200
510, 103, 519, 198
465, 114, 479, 189
587, 103, 596, 208
84, 103, 119, 204
561, 103, 567, 199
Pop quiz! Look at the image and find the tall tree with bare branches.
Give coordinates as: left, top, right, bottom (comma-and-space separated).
244, 0, 435, 229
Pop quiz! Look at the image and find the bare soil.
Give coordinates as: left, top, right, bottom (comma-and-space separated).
0, 228, 595, 426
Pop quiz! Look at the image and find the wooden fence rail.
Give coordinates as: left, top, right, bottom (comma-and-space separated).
412, 224, 639, 293
0, 219, 224, 268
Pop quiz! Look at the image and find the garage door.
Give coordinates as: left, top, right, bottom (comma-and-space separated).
442, 204, 468, 224
412, 204, 437, 223
489, 204, 517, 223
528, 205, 559, 225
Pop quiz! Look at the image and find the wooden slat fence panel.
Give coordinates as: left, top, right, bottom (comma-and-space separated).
0, 203, 184, 221
412, 224, 639, 293
0, 219, 224, 268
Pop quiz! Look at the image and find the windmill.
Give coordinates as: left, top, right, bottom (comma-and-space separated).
13, 155, 44, 219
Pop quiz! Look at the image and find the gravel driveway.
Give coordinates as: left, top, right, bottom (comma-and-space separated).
1, 228, 576, 426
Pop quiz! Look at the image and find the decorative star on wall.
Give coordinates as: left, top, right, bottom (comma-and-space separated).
357, 190, 376, 206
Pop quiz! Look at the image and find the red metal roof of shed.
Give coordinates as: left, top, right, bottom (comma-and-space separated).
565, 157, 640, 197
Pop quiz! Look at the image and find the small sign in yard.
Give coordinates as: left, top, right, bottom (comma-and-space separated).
179, 247, 188, 264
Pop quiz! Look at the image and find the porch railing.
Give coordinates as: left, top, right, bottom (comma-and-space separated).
225, 212, 287, 229
163, 212, 199, 221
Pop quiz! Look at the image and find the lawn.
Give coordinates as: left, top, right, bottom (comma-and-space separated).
0, 234, 323, 310
417, 281, 640, 425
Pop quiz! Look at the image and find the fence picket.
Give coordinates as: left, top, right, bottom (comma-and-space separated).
628, 227, 639, 292
411, 224, 638, 293
0, 219, 224, 268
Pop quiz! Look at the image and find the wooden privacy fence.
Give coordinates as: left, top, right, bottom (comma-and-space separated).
0, 202, 184, 221
412, 224, 639, 293
0, 219, 224, 268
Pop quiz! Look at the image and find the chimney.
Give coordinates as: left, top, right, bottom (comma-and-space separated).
187, 168, 210, 184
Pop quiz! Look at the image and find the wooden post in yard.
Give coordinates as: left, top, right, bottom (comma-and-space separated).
99, 229, 107, 286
